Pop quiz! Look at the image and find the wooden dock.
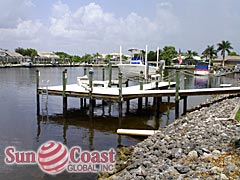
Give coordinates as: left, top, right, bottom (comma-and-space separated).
36, 69, 240, 119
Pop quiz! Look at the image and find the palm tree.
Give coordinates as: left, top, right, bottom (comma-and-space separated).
202, 45, 217, 66
217, 40, 233, 67
185, 50, 198, 64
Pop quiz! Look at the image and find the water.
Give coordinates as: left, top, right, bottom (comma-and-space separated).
0, 67, 239, 179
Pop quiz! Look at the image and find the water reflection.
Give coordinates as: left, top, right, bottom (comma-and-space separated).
36, 98, 176, 148
194, 76, 209, 88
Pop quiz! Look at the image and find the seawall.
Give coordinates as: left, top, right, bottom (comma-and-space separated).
102, 95, 240, 179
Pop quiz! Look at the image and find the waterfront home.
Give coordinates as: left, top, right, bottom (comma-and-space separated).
0, 49, 23, 63
213, 56, 240, 66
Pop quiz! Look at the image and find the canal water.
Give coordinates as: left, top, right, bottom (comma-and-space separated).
0, 67, 239, 180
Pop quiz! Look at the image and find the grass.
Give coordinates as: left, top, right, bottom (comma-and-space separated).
235, 107, 240, 121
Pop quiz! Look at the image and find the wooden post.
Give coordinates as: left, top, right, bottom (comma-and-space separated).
118, 72, 123, 102
156, 72, 161, 117
145, 45, 148, 79
183, 96, 188, 115
36, 70, 40, 115
80, 98, 83, 108
138, 71, 144, 111
108, 62, 112, 87
118, 71, 123, 145
62, 69, 68, 117
145, 97, 148, 107
125, 79, 130, 111
175, 70, 180, 118
89, 69, 94, 117
175, 70, 180, 101
82, 67, 87, 106
118, 72, 123, 118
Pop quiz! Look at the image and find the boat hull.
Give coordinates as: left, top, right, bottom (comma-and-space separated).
118, 64, 158, 77
194, 70, 209, 76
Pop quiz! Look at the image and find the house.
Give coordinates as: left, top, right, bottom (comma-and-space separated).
102, 53, 131, 64
0, 49, 22, 57
38, 52, 60, 59
0, 49, 23, 63
213, 56, 240, 66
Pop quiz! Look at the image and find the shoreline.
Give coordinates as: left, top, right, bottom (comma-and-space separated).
100, 94, 240, 179
0, 64, 119, 68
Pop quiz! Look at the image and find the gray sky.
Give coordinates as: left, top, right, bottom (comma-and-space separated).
0, 0, 239, 55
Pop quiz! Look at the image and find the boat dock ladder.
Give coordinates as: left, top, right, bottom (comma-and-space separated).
41, 80, 49, 115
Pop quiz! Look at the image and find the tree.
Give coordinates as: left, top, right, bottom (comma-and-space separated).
185, 50, 198, 60
25, 48, 38, 57
15, 47, 25, 55
93, 52, 102, 59
217, 40, 233, 67
105, 54, 111, 63
15, 47, 38, 57
202, 45, 217, 66
160, 46, 178, 65
81, 54, 92, 64
147, 51, 157, 62
55, 52, 71, 59
71, 55, 81, 63
228, 51, 239, 56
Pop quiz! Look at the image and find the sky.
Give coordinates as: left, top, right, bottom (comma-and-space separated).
0, 0, 239, 56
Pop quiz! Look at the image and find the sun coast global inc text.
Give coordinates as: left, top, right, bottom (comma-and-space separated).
4, 141, 116, 174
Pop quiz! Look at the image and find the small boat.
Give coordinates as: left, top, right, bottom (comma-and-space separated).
194, 62, 210, 75
22, 59, 32, 67
118, 48, 158, 78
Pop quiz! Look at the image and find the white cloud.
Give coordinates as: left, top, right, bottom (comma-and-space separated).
1, 0, 240, 55
0, 20, 43, 43
0, 0, 35, 28
48, 1, 180, 53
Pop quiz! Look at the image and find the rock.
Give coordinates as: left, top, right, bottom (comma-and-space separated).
110, 96, 240, 180
223, 162, 237, 174
220, 173, 229, 180
136, 166, 147, 177
187, 150, 198, 160
212, 149, 221, 156
174, 164, 190, 174
210, 166, 224, 174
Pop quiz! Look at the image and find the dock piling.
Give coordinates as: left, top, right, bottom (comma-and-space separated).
118, 72, 123, 102
62, 69, 68, 116
36, 70, 40, 115
175, 70, 180, 118
108, 62, 112, 87
89, 69, 94, 117
138, 71, 144, 111
118, 72, 123, 117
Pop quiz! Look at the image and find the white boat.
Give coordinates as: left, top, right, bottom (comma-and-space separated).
22, 59, 32, 67
118, 48, 158, 78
